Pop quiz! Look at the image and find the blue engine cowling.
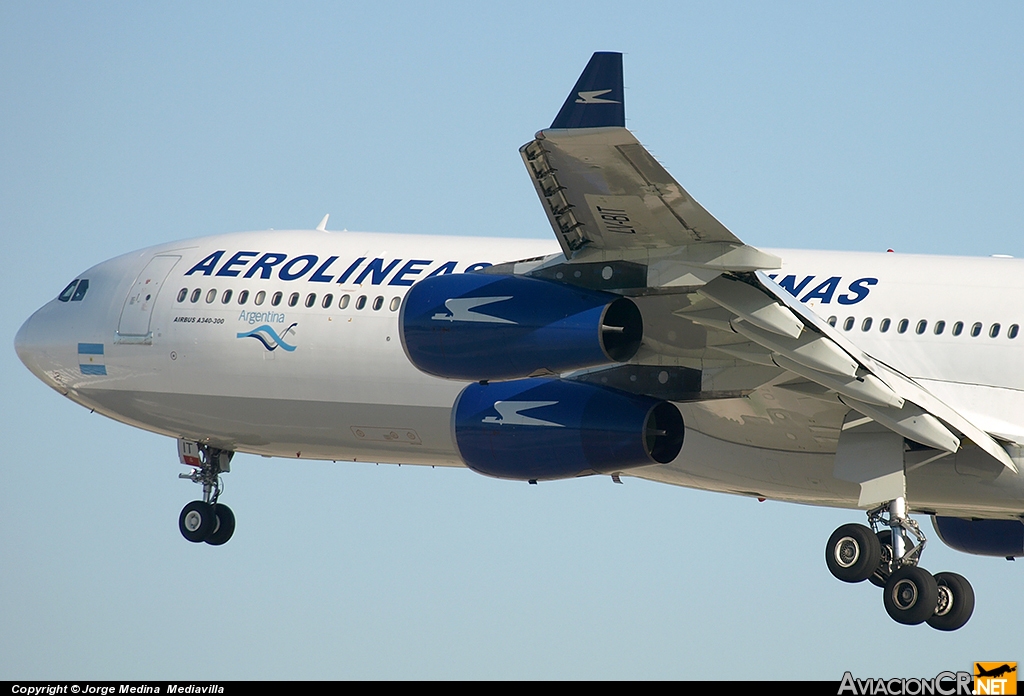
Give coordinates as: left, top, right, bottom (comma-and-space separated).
452, 378, 684, 481
932, 516, 1024, 558
399, 273, 642, 381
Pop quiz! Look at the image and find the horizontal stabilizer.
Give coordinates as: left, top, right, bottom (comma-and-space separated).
551, 52, 625, 129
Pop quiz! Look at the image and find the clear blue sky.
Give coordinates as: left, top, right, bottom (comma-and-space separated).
3, 1, 1024, 680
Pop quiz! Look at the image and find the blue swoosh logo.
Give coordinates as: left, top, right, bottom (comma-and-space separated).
236, 323, 297, 352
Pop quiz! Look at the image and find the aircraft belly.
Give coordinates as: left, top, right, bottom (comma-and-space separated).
633, 429, 857, 507
73, 388, 462, 466
636, 426, 1024, 517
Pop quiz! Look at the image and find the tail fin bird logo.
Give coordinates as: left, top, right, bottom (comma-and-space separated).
575, 89, 620, 104
236, 323, 298, 352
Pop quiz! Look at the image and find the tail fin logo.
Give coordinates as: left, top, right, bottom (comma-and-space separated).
576, 89, 620, 104
236, 323, 298, 352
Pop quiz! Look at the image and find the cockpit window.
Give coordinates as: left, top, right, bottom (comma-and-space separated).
58, 280, 78, 302
71, 279, 89, 301
58, 279, 90, 302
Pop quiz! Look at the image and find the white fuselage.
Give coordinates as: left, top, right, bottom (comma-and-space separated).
16, 230, 1024, 519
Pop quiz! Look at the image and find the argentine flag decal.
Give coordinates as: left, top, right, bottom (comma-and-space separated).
78, 343, 107, 375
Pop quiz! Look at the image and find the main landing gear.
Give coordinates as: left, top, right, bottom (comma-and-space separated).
825, 497, 975, 631
177, 439, 236, 546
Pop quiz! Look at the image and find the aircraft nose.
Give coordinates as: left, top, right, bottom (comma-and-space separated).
15, 308, 47, 380
15, 312, 35, 368
14, 301, 78, 390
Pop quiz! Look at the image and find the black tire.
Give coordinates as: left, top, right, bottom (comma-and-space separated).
205, 504, 235, 546
926, 572, 975, 631
179, 501, 215, 543
826, 523, 881, 583
870, 530, 895, 588
883, 565, 939, 625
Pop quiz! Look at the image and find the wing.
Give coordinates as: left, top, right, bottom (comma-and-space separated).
518, 52, 1016, 489
521, 52, 779, 271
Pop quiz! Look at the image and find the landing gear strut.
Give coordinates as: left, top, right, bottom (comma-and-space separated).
177, 439, 235, 546
825, 496, 974, 631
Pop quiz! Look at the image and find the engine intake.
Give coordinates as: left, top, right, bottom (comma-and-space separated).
452, 378, 683, 481
400, 273, 642, 381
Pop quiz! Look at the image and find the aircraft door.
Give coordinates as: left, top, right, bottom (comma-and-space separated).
117, 255, 180, 342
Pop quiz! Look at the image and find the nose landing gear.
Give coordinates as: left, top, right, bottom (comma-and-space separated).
825, 497, 974, 631
177, 439, 235, 546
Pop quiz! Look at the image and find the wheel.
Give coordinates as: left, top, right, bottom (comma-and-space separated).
826, 523, 881, 583
869, 530, 895, 588
883, 565, 939, 625
927, 572, 975, 631
179, 501, 215, 543
205, 504, 235, 546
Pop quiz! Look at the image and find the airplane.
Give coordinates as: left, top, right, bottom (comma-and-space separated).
15, 51, 1024, 633
975, 664, 1017, 679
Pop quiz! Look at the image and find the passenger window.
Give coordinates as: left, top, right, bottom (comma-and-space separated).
206, 289, 217, 303
373, 296, 384, 311
1010, 324, 1019, 339
58, 280, 79, 302
305, 293, 316, 308
339, 294, 350, 309
355, 295, 366, 310
190, 289, 201, 303
861, 318, 872, 332
897, 319, 909, 334
271, 291, 283, 307
288, 292, 299, 307
322, 293, 334, 309
990, 323, 1001, 338
176, 288, 188, 303
827, 316, 837, 327
952, 321, 963, 336
390, 297, 401, 312
70, 279, 89, 301
254, 290, 266, 306
843, 317, 854, 331
916, 320, 927, 335
238, 289, 249, 305
934, 320, 945, 335
879, 318, 891, 333
971, 322, 982, 337
221, 289, 233, 304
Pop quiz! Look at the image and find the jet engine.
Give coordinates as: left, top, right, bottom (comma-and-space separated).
452, 378, 683, 481
400, 273, 642, 380
932, 516, 1024, 558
